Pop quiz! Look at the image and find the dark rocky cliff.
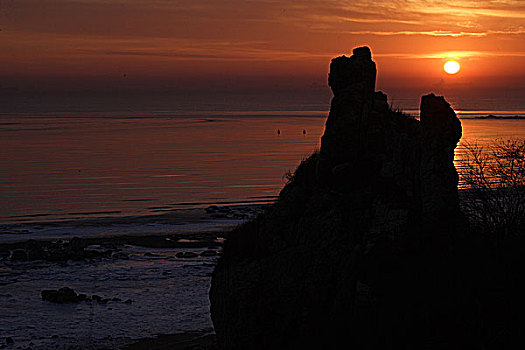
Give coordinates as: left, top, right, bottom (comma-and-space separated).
210, 46, 471, 349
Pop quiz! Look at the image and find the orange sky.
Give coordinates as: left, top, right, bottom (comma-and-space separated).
1, 0, 524, 96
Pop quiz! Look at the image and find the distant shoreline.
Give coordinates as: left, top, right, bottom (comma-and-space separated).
473, 114, 525, 120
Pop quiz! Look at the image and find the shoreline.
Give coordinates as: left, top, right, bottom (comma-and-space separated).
0, 197, 277, 225
0, 203, 271, 264
0, 220, 233, 349
0, 203, 269, 245
0, 204, 269, 348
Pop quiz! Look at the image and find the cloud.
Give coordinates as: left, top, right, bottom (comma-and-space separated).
343, 30, 488, 37
376, 50, 525, 59
286, 0, 525, 37
1, 0, 524, 86
6, 0, 525, 38
339, 28, 525, 37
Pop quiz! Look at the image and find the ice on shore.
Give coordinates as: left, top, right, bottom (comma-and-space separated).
1, 244, 219, 349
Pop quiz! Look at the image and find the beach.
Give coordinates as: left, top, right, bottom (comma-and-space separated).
0, 204, 269, 349
1, 110, 525, 349
2, 1, 524, 347
0, 111, 326, 349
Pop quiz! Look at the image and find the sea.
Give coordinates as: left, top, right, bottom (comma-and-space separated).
1, 92, 524, 226
0, 91, 524, 348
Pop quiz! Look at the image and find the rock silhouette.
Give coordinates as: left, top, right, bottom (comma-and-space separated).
210, 47, 472, 348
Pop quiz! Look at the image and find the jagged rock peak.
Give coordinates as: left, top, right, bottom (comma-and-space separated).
420, 93, 462, 141
420, 93, 462, 138
210, 47, 465, 350
420, 93, 463, 231
328, 46, 376, 95
352, 45, 372, 58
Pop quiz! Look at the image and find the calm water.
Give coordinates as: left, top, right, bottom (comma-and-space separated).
0, 113, 325, 224
1, 111, 524, 225
1, 108, 524, 349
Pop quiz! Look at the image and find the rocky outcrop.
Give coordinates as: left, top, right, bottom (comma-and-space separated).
210, 46, 466, 349
42, 287, 86, 303
41, 287, 133, 304
420, 94, 462, 233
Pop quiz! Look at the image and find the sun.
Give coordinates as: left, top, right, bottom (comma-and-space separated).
444, 60, 460, 74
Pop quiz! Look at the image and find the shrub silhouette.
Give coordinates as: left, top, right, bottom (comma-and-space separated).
459, 138, 525, 239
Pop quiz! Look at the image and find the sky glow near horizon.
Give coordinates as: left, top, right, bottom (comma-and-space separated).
0, 0, 524, 94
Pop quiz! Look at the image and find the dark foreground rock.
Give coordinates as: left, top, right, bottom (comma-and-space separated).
1, 232, 225, 264
41, 287, 132, 304
5, 238, 111, 263
41, 287, 86, 304
41, 287, 84, 303
10, 249, 28, 261
209, 47, 504, 349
